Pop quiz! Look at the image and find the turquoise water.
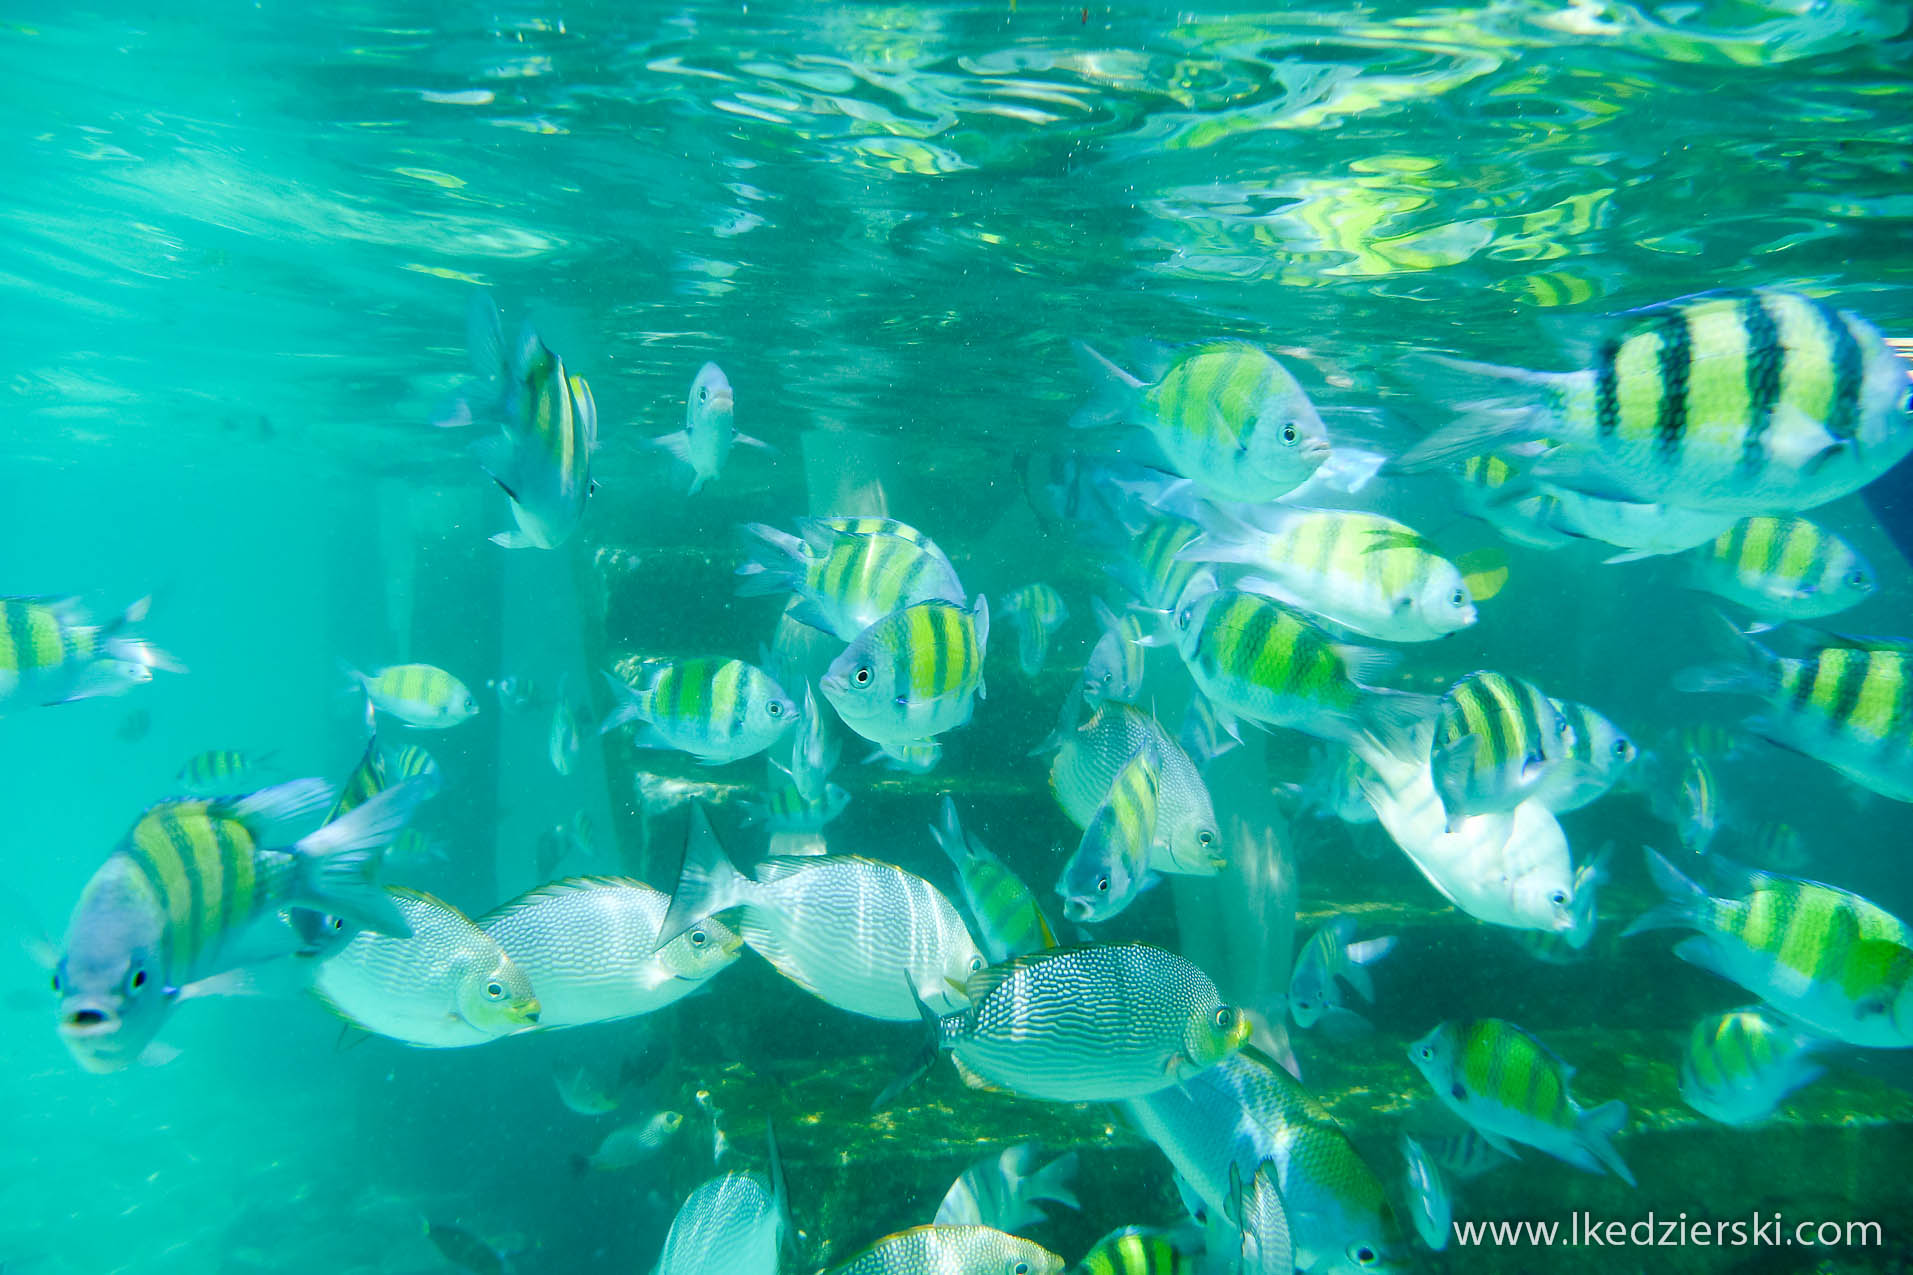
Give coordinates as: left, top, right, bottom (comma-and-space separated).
4, 2, 1913, 1273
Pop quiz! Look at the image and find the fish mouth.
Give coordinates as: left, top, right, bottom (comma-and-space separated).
58, 1005, 135, 1073
519, 1000, 543, 1026
59, 1003, 118, 1038
1061, 898, 1095, 923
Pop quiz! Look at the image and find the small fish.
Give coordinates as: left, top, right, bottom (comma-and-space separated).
384, 742, 443, 797
1073, 340, 1330, 503
1183, 506, 1477, 643
1532, 698, 1637, 813
1687, 515, 1875, 626
1355, 738, 1577, 934
1626, 848, 1913, 1047
1678, 625, 1913, 802
1047, 702, 1221, 877
1110, 515, 1218, 623
553, 1062, 622, 1115
1219, 1158, 1293, 1275
821, 597, 989, 757
1680, 1007, 1831, 1128
488, 674, 544, 713
742, 766, 850, 835
549, 695, 580, 776
933, 1143, 1080, 1231
310, 887, 540, 1048
1283, 743, 1376, 827
175, 749, 279, 797
1418, 1127, 1513, 1181
1430, 671, 1577, 828
651, 363, 767, 495
1000, 583, 1070, 677
1398, 289, 1913, 515
1072, 1227, 1199, 1274
480, 876, 741, 1029
0, 594, 181, 711
890, 942, 1249, 1104
55, 779, 425, 1072
652, 1125, 789, 1275
1057, 743, 1161, 923
1127, 1048, 1401, 1275
601, 657, 797, 765
784, 681, 840, 804
735, 516, 966, 643
1174, 589, 1434, 758
1081, 599, 1151, 706
345, 663, 479, 729
1673, 751, 1722, 853
572, 1110, 684, 1174
468, 300, 598, 549
426, 1222, 516, 1275
658, 805, 983, 1022
1408, 1018, 1634, 1185
823, 1225, 1064, 1275
931, 797, 1056, 963
1288, 916, 1397, 1032
1745, 822, 1810, 872
1399, 1136, 1451, 1251
869, 740, 944, 773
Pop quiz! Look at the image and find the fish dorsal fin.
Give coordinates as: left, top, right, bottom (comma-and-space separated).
483, 876, 658, 922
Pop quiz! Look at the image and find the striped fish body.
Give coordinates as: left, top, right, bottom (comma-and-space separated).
1441, 290, 1913, 514
605, 657, 797, 765
326, 735, 389, 824
822, 597, 988, 752
351, 663, 479, 729
931, 799, 1055, 964
744, 768, 850, 833
1177, 590, 1430, 755
1113, 342, 1332, 503
736, 515, 965, 642
1628, 850, 1913, 1046
1675, 751, 1721, 853
826, 1225, 1064, 1275
312, 888, 540, 1048
1288, 916, 1395, 1029
1115, 516, 1217, 618
550, 697, 580, 775
1049, 703, 1220, 876
1074, 1227, 1198, 1274
385, 743, 442, 793
1689, 515, 1875, 623
1680, 1008, 1829, 1127
1408, 1019, 1634, 1184
479, 878, 741, 1029
477, 328, 596, 549
1431, 671, 1577, 825
1002, 583, 1070, 677
1126, 1049, 1400, 1275
1454, 454, 1579, 551
176, 749, 276, 797
1687, 633, 1913, 801
1532, 698, 1636, 813
1184, 507, 1477, 643
1082, 600, 1148, 705
653, 1170, 784, 1275
1058, 747, 1161, 923
936, 943, 1248, 1102
0, 595, 174, 709
1355, 739, 1577, 933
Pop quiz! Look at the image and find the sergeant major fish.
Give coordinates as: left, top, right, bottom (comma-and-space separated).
1057, 743, 1161, 923
344, 663, 479, 729
467, 297, 599, 549
602, 657, 797, 765
1000, 583, 1070, 677
1680, 1006, 1831, 1127
735, 516, 966, 643
54, 778, 425, 1072
821, 597, 989, 763
1686, 515, 1875, 628
0, 594, 180, 712
1288, 916, 1397, 1033
931, 797, 1056, 964
1430, 671, 1578, 828
650, 362, 768, 495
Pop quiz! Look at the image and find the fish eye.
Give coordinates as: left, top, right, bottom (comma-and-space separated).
1212, 1007, 1234, 1029
1417, 1045, 1433, 1061
767, 701, 783, 717
969, 955, 985, 973
854, 667, 872, 686
129, 969, 147, 991
1014, 1265, 1030, 1275
1848, 569, 1872, 590
485, 981, 505, 1000
1614, 739, 1633, 759
330, 916, 346, 932
1176, 606, 1192, 631
697, 385, 709, 404
1281, 423, 1298, 444
1450, 588, 1467, 608
1549, 889, 1569, 906
1198, 830, 1214, 847
1355, 1246, 1378, 1265
1095, 876, 1111, 894
51, 971, 61, 993
689, 929, 708, 948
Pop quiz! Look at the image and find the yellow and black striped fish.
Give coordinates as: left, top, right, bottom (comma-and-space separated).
1431, 670, 1578, 827
176, 749, 279, 797
54, 777, 426, 1073
1403, 289, 1913, 514
822, 596, 989, 757
1074, 1227, 1200, 1275
468, 297, 598, 550
736, 515, 965, 642
1057, 743, 1161, 923
0, 594, 180, 712
931, 797, 1055, 964
1687, 515, 1875, 624
1001, 583, 1070, 677
603, 656, 798, 766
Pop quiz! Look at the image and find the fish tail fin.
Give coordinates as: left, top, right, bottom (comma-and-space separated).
96, 595, 185, 674
598, 669, 653, 735
1674, 613, 1779, 696
929, 795, 970, 868
733, 522, 808, 598
1352, 688, 1440, 760
1576, 1099, 1635, 1186
289, 779, 428, 938
1025, 1149, 1082, 1213
1622, 846, 1711, 938
872, 981, 944, 1112
656, 804, 753, 947
1069, 339, 1144, 430
465, 289, 508, 382
1340, 935, 1398, 1002
1389, 355, 1563, 472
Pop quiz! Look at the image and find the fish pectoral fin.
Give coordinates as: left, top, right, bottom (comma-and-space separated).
647, 430, 695, 463
734, 431, 777, 454
137, 1040, 183, 1068
490, 531, 539, 549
